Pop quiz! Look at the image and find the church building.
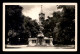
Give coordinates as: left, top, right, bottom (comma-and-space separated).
28, 5, 53, 46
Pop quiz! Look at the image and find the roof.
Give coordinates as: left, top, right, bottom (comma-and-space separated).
39, 13, 45, 15
37, 33, 44, 37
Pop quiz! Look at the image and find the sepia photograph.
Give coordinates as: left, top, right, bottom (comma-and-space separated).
2, 3, 77, 51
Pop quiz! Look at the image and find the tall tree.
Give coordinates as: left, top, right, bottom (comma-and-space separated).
54, 5, 75, 44
42, 5, 75, 45
5, 5, 24, 44
23, 16, 40, 38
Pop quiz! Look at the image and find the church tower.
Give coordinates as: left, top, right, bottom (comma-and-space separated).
37, 5, 44, 37
39, 5, 45, 25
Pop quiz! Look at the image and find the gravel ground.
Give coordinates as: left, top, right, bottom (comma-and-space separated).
6, 45, 75, 49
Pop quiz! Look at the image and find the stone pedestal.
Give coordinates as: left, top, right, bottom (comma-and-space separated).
28, 38, 37, 46
28, 37, 53, 46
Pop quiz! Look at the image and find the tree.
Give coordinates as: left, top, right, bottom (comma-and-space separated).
57, 5, 75, 20
23, 16, 40, 38
42, 5, 75, 45
54, 5, 75, 44
41, 16, 55, 38
6, 5, 40, 45
6, 5, 24, 44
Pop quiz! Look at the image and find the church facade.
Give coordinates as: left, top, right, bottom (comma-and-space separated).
28, 5, 53, 46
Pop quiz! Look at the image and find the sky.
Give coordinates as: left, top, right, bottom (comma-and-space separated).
20, 5, 62, 22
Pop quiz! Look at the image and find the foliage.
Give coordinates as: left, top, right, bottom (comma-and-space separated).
23, 16, 40, 38
53, 5, 75, 44
6, 5, 24, 44
6, 5, 75, 45
6, 5, 40, 45
42, 5, 75, 45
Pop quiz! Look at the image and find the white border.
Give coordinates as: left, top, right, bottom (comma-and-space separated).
3, 3, 77, 52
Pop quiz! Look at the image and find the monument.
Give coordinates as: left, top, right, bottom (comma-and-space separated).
28, 5, 53, 46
